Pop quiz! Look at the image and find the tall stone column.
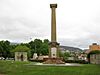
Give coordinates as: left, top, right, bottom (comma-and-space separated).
43, 4, 65, 64
49, 4, 59, 58
50, 4, 57, 42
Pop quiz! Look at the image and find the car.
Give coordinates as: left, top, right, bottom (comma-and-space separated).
0, 57, 5, 60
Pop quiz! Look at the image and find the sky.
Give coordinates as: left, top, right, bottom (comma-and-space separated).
0, 0, 100, 49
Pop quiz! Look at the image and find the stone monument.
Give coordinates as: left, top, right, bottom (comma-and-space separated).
15, 52, 27, 61
33, 53, 38, 60
14, 45, 30, 61
43, 4, 65, 64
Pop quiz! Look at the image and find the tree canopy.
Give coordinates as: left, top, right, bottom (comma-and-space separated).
0, 40, 11, 58
29, 39, 49, 56
0, 39, 49, 58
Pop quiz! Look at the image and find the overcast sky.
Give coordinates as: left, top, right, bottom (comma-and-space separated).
0, 0, 100, 49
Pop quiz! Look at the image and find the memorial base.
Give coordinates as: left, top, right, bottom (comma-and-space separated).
43, 58, 65, 64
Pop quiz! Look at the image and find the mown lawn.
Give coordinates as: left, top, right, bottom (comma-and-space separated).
0, 60, 100, 75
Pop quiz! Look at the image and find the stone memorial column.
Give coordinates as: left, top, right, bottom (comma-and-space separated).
49, 4, 60, 58
44, 4, 64, 64
50, 4, 57, 42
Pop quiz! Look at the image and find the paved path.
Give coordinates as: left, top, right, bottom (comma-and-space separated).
26, 62, 82, 66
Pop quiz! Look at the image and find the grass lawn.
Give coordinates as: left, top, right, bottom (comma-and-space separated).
0, 60, 100, 75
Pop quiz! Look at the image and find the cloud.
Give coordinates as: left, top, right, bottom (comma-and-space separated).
0, 0, 100, 49
0, 17, 50, 42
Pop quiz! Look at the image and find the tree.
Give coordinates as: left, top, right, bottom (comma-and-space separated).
43, 39, 49, 43
28, 39, 49, 56
34, 39, 42, 55
10, 44, 17, 58
41, 43, 48, 55
0, 40, 11, 59
29, 39, 43, 56
40, 39, 49, 55
0, 44, 3, 57
59, 51, 70, 61
0, 41, 4, 57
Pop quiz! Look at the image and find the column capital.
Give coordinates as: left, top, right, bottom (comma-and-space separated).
50, 4, 57, 8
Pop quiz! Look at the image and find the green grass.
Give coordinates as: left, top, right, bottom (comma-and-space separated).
0, 60, 100, 75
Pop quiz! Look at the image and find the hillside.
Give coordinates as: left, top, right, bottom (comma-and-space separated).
60, 46, 82, 52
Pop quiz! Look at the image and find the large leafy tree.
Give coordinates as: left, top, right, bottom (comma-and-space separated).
29, 39, 42, 56
0, 40, 11, 59
0, 41, 3, 57
28, 39, 49, 56
40, 39, 49, 55
10, 44, 17, 58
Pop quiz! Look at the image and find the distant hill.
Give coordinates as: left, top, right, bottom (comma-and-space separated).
60, 46, 82, 52
10, 42, 82, 52
10, 42, 20, 45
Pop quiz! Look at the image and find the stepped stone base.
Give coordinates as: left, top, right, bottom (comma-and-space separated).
43, 58, 65, 64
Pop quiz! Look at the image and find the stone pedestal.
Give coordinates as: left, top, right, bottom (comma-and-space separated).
49, 42, 59, 58
44, 42, 65, 64
43, 58, 65, 64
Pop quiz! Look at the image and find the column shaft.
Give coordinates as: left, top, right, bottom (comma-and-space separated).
51, 8, 57, 42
